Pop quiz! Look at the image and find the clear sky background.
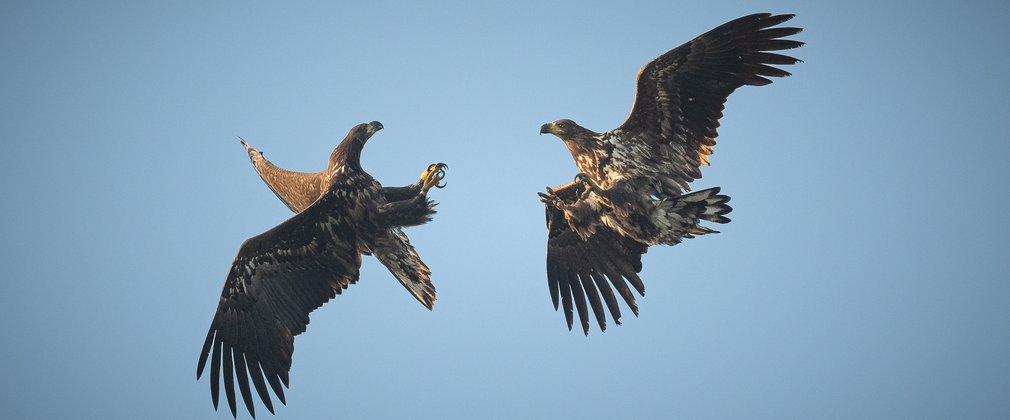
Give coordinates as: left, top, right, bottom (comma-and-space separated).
2, 1, 1009, 419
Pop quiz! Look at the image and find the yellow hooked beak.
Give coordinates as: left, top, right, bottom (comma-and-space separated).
365, 121, 384, 136
539, 122, 556, 135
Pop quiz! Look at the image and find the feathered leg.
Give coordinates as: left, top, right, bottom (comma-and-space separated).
574, 175, 641, 220
375, 195, 437, 228
381, 163, 448, 202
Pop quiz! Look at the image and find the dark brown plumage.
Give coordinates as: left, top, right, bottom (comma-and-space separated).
197, 122, 446, 418
239, 136, 448, 310
539, 13, 803, 334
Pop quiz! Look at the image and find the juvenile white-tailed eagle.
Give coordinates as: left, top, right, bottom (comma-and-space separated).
239, 134, 447, 303
196, 121, 447, 418
538, 13, 803, 334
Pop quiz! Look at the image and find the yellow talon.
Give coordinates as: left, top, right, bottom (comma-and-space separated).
418, 163, 448, 194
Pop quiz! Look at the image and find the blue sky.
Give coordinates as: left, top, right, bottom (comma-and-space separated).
2, 1, 1009, 419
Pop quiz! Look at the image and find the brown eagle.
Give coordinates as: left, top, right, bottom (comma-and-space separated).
196, 121, 447, 418
538, 13, 803, 334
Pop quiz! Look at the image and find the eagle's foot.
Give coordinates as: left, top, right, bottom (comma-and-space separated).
418, 163, 448, 195
538, 187, 565, 209
574, 173, 603, 197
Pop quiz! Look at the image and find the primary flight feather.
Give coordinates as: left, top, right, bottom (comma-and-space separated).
539, 13, 803, 334
197, 122, 447, 418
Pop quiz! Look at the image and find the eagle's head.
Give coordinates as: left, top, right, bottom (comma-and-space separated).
330, 121, 383, 171
342, 120, 383, 150
539, 119, 594, 140
352, 120, 384, 145
540, 119, 601, 160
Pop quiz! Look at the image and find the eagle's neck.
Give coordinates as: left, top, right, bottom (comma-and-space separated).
563, 134, 611, 181
329, 138, 363, 174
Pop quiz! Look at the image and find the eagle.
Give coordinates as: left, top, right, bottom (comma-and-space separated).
238, 133, 447, 301
196, 121, 448, 418
538, 13, 803, 334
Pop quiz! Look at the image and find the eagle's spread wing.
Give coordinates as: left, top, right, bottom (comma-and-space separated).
196, 191, 361, 418
618, 13, 803, 191
240, 143, 437, 310
241, 139, 324, 213
546, 204, 649, 334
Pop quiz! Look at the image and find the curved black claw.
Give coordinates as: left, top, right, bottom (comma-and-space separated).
573, 172, 602, 196
432, 163, 448, 189
538, 187, 564, 209
419, 162, 448, 194
537, 192, 556, 206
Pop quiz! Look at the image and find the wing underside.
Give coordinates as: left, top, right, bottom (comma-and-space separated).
197, 192, 362, 418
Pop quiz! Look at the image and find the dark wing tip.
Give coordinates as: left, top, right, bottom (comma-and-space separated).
761, 13, 797, 28
197, 328, 214, 379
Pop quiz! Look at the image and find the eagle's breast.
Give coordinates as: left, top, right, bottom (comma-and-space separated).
590, 130, 654, 189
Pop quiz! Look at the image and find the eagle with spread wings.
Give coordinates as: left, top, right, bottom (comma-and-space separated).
196, 121, 447, 418
538, 13, 803, 334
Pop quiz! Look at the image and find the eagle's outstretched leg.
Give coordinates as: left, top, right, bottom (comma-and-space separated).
538, 186, 566, 209
539, 184, 601, 240
418, 163, 448, 195
574, 173, 638, 219
573, 173, 604, 198
380, 163, 447, 202
377, 194, 438, 228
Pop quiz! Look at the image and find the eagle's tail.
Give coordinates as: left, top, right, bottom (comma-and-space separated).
654, 187, 733, 244
373, 228, 437, 310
